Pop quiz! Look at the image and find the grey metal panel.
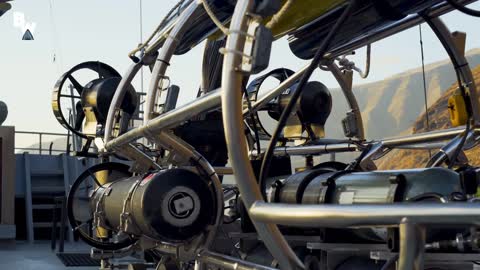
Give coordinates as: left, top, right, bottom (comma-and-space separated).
61, 154, 73, 242
15, 154, 91, 196
14, 153, 97, 242
14, 154, 26, 196
0, 126, 15, 225
0, 224, 15, 239
23, 153, 33, 243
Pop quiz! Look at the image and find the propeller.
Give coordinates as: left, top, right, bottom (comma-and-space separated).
52, 61, 120, 138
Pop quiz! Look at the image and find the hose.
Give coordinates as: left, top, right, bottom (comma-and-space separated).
446, 0, 480, 17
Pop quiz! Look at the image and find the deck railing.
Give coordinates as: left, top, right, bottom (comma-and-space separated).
15, 131, 71, 155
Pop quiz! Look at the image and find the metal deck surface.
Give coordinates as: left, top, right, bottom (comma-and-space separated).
0, 241, 98, 270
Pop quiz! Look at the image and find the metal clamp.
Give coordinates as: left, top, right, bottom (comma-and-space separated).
93, 185, 112, 232
119, 179, 142, 233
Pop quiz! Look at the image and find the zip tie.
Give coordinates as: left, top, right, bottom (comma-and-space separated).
219, 47, 253, 60
228, 29, 255, 39
156, 59, 171, 66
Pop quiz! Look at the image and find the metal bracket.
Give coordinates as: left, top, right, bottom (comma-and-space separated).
241, 19, 273, 74
451, 31, 467, 57
113, 143, 161, 174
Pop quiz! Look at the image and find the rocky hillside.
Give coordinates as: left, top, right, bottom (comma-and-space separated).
376, 64, 480, 169
325, 48, 480, 140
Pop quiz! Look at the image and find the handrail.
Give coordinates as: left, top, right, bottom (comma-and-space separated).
15, 130, 70, 155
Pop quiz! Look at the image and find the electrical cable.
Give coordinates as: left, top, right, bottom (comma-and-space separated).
361, 44, 371, 78
419, 24, 432, 158
408, 192, 448, 203
265, 0, 294, 29
446, 0, 480, 17
49, 0, 63, 74
139, 0, 144, 94
200, 0, 229, 35
421, 14, 473, 169
448, 118, 470, 169
243, 88, 262, 155
258, 0, 358, 199
346, 143, 372, 171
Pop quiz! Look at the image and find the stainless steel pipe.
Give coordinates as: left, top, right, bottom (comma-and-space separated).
105, 90, 221, 150
398, 223, 426, 270
104, 63, 142, 143
249, 127, 479, 157
144, 2, 199, 124
249, 201, 480, 228
250, 143, 359, 157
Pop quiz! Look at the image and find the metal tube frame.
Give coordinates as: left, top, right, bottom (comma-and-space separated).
96, 0, 480, 269
248, 202, 480, 227
103, 13, 480, 170
221, 0, 304, 269
103, 0, 480, 158
220, 2, 480, 270
143, 2, 200, 124
327, 62, 365, 140
104, 62, 142, 143
398, 223, 426, 270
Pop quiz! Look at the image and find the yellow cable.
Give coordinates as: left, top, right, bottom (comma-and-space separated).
200, 0, 229, 35
266, 0, 294, 29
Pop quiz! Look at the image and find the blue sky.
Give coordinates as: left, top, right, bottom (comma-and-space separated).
1, 0, 480, 140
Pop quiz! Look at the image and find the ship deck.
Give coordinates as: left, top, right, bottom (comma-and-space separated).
0, 241, 98, 270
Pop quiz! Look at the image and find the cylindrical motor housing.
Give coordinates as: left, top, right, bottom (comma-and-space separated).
273, 167, 462, 205
81, 77, 137, 125
270, 167, 463, 242
267, 81, 333, 139
91, 168, 217, 243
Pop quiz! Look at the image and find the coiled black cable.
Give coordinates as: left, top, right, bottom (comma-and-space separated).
258, 0, 358, 198
446, 0, 480, 17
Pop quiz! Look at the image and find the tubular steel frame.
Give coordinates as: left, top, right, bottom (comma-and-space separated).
98, 0, 480, 269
